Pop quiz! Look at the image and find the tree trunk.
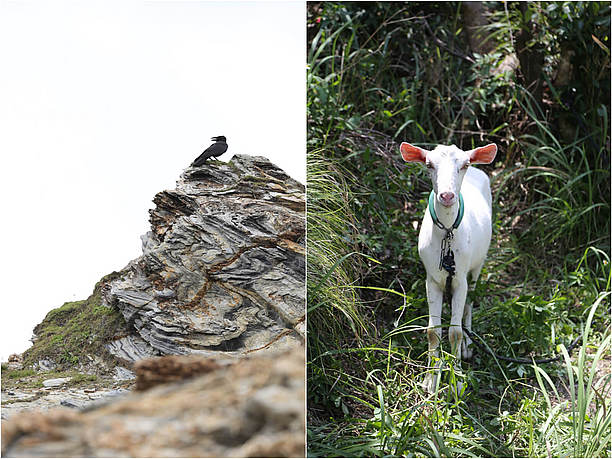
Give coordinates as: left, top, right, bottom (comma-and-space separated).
461, 2, 494, 55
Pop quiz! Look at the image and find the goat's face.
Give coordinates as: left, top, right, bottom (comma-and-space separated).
400, 143, 497, 207
424, 145, 470, 207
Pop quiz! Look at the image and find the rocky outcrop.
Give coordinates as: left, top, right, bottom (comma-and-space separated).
102, 154, 305, 361
3, 155, 305, 457
21, 155, 304, 372
2, 347, 305, 458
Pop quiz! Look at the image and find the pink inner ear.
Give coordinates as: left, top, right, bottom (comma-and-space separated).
470, 143, 497, 164
400, 142, 426, 163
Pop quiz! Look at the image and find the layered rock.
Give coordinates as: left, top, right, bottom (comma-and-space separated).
103, 154, 305, 360
1, 387, 130, 421
2, 347, 305, 457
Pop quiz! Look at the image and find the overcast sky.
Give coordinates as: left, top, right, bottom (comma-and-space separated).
0, 0, 305, 361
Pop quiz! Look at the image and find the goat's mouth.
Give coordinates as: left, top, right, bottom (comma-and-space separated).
438, 196, 456, 207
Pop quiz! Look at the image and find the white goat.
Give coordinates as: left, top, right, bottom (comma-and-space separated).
400, 142, 497, 392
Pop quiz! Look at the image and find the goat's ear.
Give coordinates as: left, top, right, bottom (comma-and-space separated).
400, 142, 427, 163
469, 143, 497, 164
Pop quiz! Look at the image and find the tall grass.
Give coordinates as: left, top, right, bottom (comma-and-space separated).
307, 149, 373, 413
307, 150, 362, 331
533, 292, 611, 457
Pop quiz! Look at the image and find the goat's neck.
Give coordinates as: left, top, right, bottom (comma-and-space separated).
432, 196, 460, 231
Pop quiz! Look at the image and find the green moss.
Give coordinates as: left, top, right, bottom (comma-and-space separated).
71, 373, 98, 384
40, 301, 83, 327
226, 158, 242, 172
22, 271, 130, 372
1, 368, 37, 391
3, 368, 36, 379
2, 370, 101, 391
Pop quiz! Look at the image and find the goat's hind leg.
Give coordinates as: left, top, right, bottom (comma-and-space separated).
461, 299, 473, 360
462, 264, 484, 360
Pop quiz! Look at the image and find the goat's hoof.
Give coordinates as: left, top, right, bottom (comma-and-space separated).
461, 336, 473, 360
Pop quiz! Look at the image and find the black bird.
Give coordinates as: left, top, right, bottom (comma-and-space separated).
192, 136, 228, 166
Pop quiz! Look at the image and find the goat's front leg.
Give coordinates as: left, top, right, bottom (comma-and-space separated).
449, 277, 468, 360
449, 277, 468, 394
424, 275, 443, 392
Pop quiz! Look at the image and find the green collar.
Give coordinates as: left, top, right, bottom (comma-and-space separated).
428, 191, 464, 230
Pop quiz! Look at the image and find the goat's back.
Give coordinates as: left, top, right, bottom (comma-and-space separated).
462, 167, 492, 209
458, 167, 493, 270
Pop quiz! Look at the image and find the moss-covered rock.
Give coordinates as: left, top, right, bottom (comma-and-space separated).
22, 271, 129, 374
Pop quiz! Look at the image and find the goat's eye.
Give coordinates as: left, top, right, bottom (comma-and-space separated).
461, 162, 469, 170
426, 162, 434, 169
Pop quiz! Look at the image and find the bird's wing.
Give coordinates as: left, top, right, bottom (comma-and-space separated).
191, 143, 227, 166
207, 143, 228, 157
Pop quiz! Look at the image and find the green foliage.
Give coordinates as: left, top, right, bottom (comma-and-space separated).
307, 2, 610, 457
492, 2, 610, 124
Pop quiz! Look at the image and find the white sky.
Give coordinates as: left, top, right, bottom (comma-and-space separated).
0, 0, 305, 361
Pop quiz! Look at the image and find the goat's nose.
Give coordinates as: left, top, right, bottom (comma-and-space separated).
440, 192, 455, 205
